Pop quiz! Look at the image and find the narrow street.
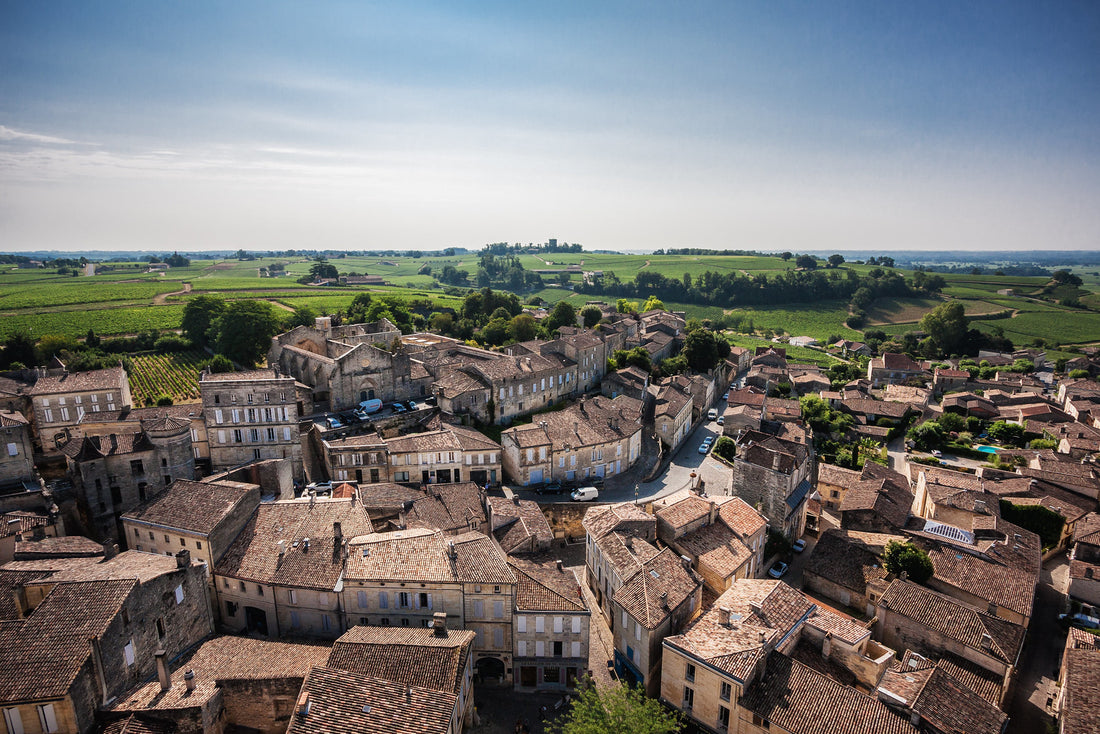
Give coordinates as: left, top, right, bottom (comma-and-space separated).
1005, 556, 1069, 734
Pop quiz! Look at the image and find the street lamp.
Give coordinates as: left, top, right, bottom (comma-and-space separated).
634, 483, 640, 505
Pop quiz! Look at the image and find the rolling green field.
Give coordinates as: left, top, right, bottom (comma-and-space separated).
0, 253, 1096, 351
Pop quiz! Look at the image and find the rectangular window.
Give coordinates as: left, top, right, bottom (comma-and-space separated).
685, 663, 695, 682
37, 705, 58, 734
284, 427, 292, 441
493, 601, 503, 619
6, 442, 16, 457
535, 616, 545, 633
473, 599, 484, 617
289, 589, 297, 604
720, 681, 731, 701
226, 601, 238, 617
553, 640, 563, 657
3, 707, 23, 734
571, 641, 581, 657
517, 615, 527, 633
378, 592, 388, 609
399, 592, 412, 608
518, 640, 527, 656
322, 614, 331, 631
553, 616, 563, 633
683, 687, 694, 710
718, 706, 730, 730
572, 616, 582, 633
635, 622, 641, 641
123, 640, 136, 666
535, 641, 545, 657
290, 611, 300, 628
493, 627, 504, 648
174, 585, 184, 604
358, 591, 368, 609
621, 610, 628, 629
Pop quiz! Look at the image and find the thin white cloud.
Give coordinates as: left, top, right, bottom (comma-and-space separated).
0, 125, 86, 146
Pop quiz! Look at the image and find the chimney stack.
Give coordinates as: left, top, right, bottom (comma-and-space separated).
184, 669, 196, 693
448, 540, 457, 560
659, 591, 668, 609
432, 612, 448, 635
680, 555, 692, 571
718, 607, 731, 626
176, 549, 190, 569
556, 559, 564, 572
155, 649, 170, 692
513, 495, 521, 505
303, 537, 310, 552
708, 500, 718, 526
334, 521, 343, 541
101, 540, 119, 560
278, 539, 286, 557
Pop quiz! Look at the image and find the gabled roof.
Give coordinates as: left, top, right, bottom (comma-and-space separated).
613, 547, 699, 629
28, 367, 127, 396
879, 580, 1025, 664
214, 498, 373, 590
327, 625, 475, 694
122, 479, 259, 536
509, 556, 587, 613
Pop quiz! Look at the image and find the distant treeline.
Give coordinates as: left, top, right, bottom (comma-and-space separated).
652, 248, 765, 256
576, 266, 941, 309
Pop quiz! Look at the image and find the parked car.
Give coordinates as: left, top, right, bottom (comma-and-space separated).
707, 408, 718, 421
406, 401, 418, 411
717, 415, 725, 425
791, 539, 806, 553
358, 398, 383, 414
698, 436, 715, 454
930, 449, 943, 458
424, 395, 438, 406
325, 416, 344, 429
341, 412, 361, 424
571, 486, 599, 502
767, 561, 789, 579
390, 403, 407, 414
723, 391, 730, 401
1059, 612, 1100, 629
306, 481, 333, 493
537, 481, 565, 495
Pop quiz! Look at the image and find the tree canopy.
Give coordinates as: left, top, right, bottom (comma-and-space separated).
544, 300, 578, 332
212, 300, 283, 368
882, 540, 933, 584
547, 681, 682, 734
181, 295, 227, 348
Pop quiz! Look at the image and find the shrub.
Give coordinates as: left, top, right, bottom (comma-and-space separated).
883, 540, 934, 584
712, 436, 736, 462
154, 335, 192, 353
999, 500, 1064, 550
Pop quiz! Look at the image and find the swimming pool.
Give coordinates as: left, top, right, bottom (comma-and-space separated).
976, 445, 999, 454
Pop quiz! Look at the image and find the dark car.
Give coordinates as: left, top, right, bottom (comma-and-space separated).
424, 395, 438, 406
537, 481, 565, 495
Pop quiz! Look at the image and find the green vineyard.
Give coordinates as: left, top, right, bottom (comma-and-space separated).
128, 351, 208, 406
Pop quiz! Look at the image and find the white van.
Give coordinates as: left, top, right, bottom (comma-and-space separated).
571, 486, 599, 502
707, 408, 718, 421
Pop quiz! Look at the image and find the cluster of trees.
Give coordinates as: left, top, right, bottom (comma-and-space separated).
0, 328, 201, 373
577, 264, 941, 312
473, 253, 544, 291
882, 540, 933, 584
182, 296, 286, 367
298, 257, 339, 284
147, 252, 191, 267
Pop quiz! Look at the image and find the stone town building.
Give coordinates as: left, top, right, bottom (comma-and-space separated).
356, 481, 487, 536
867, 353, 929, 388
816, 463, 861, 511
0, 411, 35, 491
0, 509, 61, 565
268, 318, 437, 411
500, 395, 643, 486
288, 665, 462, 734
73, 404, 213, 475
103, 635, 330, 734
61, 417, 196, 542
1069, 513, 1100, 607
582, 503, 657, 618
28, 367, 132, 452
0, 550, 212, 734
728, 429, 813, 538
837, 463, 914, 534
342, 528, 518, 685
323, 424, 502, 486
326, 622, 476, 730
803, 529, 897, 617
1057, 627, 1100, 734
212, 496, 374, 639
609, 546, 702, 696
655, 494, 768, 591
875, 579, 1024, 692
508, 556, 590, 691
652, 381, 694, 452
199, 368, 304, 480
661, 579, 904, 734
487, 496, 554, 555
601, 366, 650, 402
121, 477, 261, 570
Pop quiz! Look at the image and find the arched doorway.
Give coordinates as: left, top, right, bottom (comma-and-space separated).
475, 656, 506, 685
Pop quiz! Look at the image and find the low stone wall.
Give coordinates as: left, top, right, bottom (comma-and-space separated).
542, 502, 607, 542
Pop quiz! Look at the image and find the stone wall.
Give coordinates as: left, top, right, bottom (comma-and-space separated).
220, 677, 305, 734
543, 502, 598, 541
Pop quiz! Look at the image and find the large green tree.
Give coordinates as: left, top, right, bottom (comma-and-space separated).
882, 540, 934, 584
919, 301, 969, 356
544, 300, 578, 332
682, 327, 731, 373
548, 681, 682, 734
212, 300, 283, 368
181, 295, 227, 348
580, 305, 603, 328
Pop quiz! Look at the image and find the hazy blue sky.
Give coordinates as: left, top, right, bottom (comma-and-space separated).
1, 1, 1098, 253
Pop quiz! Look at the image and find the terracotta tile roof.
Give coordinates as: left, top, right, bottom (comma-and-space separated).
676, 522, 752, 579
596, 530, 661, 579
927, 544, 1037, 618
656, 495, 711, 532
122, 479, 258, 536
741, 652, 917, 734
502, 395, 642, 450
29, 366, 127, 395
13, 535, 104, 559
287, 666, 456, 734
433, 369, 488, 398
804, 529, 889, 596
199, 368, 285, 383
61, 430, 154, 460
384, 426, 500, 454
817, 463, 861, 488
327, 625, 474, 694
839, 398, 911, 419
1060, 648, 1100, 734
839, 463, 913, 529
718, 497, 767, 538
214, 498, 373, 590
403, 482, 487, 536
613, 547, 699, 629
101, 715, 179, 734
879, 580, 1025, 664
450, 531, 515, 585
487, 497, 553, 554
805, 607, 871, 645
0, 569, 50, 619
346, 528, 456, 583
19, 550, 184, 586
0, 579, 135, 702
912, 666, 1008, 734
581, 503, 653, 540
653, 382, 692, 419
508, 556, 587, 613
664, 580, 809, 683
170, 635, 330, 684
1075, 512, 1100, 545
934, 652, 1005, 705
0, 511, 50, 539
0, 410, 28, 427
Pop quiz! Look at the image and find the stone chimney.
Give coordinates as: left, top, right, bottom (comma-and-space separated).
708, 500, 718, 526
448, 540, 457, 560
556, 559, 564, 572
175, 549, 190, 569
101, 540, 119, 560
680, 555, 692, 571
184, 669, 196, 693
303, 537, 311, 553
333, 521, 343, 545
718, 607, 731, 626
821, 633, 832, 657
513, 495, 521, 505
659, 591, 668, 609
432, 612, 448, 635
155, 649, 170, 692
